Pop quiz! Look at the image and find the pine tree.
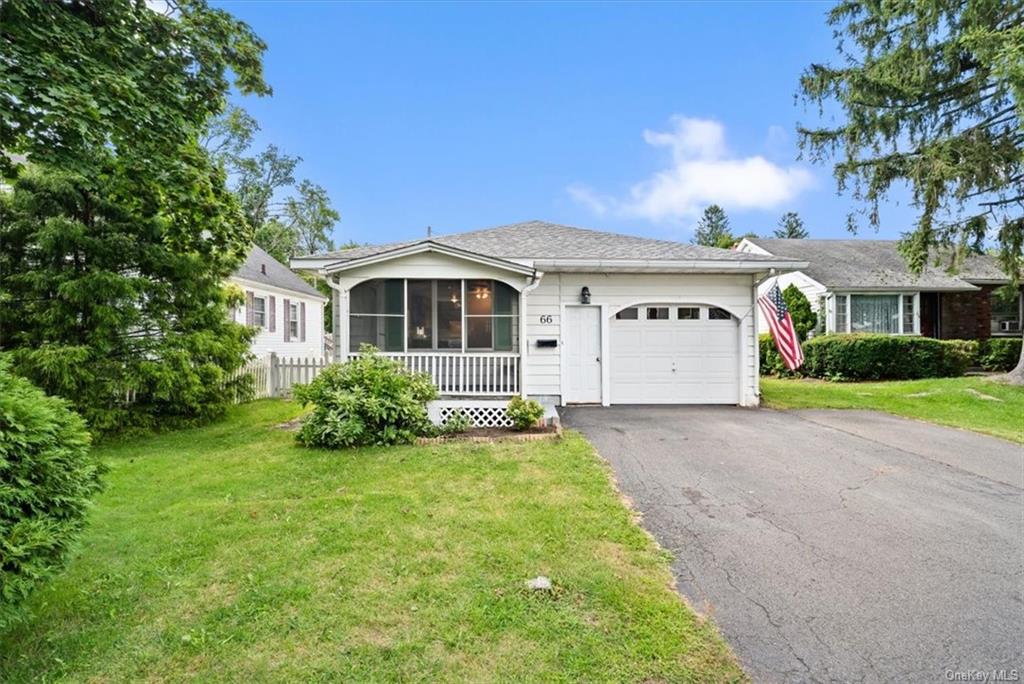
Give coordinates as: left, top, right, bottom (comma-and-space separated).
799, 0, 1023, 381
774, 212, 809, 239
693, 205, 734, 248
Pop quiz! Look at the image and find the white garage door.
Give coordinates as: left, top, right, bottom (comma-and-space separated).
610, 304, 740, 404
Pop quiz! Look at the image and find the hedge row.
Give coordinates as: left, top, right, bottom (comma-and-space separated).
760, 334, 1021, 381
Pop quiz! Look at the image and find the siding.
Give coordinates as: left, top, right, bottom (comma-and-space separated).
524, 272, 759, 405
231, 279, 327, 358
753, 271, 827, 334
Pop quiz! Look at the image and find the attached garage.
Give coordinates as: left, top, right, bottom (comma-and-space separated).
609, 304, 740, 404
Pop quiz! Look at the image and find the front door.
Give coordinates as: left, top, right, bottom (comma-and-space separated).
564, 305, 602, 403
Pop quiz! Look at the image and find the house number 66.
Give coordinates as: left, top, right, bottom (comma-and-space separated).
538, 315, 553, 324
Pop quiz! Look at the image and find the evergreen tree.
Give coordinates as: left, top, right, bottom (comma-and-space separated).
799, 0, 1023, 380
782, 285, 816, 341
0, 158, 255, 434
693, 205, 734, 248
774, 212, 809, 239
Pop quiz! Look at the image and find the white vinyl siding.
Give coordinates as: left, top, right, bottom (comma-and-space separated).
231, 278, 326, 358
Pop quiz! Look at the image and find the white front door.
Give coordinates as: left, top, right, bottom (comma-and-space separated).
564, 305, 602, 403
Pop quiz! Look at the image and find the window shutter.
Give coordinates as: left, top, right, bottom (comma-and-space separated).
245, 291, 254, 326
300, 302, 306, 342
283, 298, 291, 342
268, 295, 276, 332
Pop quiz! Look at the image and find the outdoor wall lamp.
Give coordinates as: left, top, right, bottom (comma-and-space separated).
580, 286, 591, 304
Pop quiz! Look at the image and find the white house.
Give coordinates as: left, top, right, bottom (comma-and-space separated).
291, 221, 804, 414
230, 245, 328, 358
736, 238, 1022, 340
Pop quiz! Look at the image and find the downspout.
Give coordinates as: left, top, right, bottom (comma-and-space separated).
518, 271, 544, 398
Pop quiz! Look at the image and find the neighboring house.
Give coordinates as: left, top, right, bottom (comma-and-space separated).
230, 245, 328, 358
737, 238, 1023, 340
291, 221, 805, 408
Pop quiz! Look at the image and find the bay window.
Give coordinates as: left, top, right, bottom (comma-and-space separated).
831, 292, 918, 335
349, 278, 519, 352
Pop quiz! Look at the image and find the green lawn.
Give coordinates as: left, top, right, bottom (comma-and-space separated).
0, 400, 742, 683
761, 376, 1024, 444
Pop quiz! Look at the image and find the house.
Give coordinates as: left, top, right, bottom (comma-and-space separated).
291, 221, 805, 414
230, 245, 328, 358
736, 238, 1023, 340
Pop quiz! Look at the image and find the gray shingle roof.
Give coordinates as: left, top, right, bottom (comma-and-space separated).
747, 238, 1009, 290
310, 220, 782, 263
233, 245, 324, 298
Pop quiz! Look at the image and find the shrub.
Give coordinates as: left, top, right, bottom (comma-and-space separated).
437, 410, 472, 436
799, 334, 973, 380
293, 346, 437, 448
760, 333, 974, 380
506, 396, 545, 431
976, 338, 1023, 372
782, 285, 815, 341
0, 359, 105, 629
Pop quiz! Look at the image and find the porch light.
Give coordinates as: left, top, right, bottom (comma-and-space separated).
580, 286, 591, 304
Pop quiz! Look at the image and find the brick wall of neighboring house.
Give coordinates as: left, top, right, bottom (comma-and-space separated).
938, 287, 994, 340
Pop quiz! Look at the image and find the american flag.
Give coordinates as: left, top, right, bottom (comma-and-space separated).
758, 283, 805, 370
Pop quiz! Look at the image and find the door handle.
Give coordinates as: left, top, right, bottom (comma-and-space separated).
596, 357, 601, 362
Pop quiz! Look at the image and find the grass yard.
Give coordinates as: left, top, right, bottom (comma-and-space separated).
0, 400, 742, 683
761, 376, 1024, 444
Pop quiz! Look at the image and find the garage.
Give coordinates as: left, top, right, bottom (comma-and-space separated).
609, 304, 740, 404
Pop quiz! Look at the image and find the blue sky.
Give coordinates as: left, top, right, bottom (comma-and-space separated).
220, 1, 918, 247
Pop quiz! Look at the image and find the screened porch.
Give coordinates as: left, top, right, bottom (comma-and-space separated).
347, 278, 522, 396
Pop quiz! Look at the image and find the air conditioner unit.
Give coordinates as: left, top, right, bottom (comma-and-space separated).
999, 320, 1020, 332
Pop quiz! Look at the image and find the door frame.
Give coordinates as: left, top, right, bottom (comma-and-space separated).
560, 303, 607, 405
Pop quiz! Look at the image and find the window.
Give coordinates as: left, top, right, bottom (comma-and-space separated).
991, 289, 1022, 335
289, 303, 299, 339
350, 279, 404, 351
678, 307, 700, 320
646, 307, 669, 320
835, 295, 849, 333
850, 294, 900, 334
615, 307, 639, 320
252, 296, 267, 328
708, 307, 732, 320
902, 295, 915, 333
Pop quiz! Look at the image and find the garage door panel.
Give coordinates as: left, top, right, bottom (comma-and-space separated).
610, 306, 740, 405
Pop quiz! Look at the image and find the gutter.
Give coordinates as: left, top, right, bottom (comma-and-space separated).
530, 258, 808, 273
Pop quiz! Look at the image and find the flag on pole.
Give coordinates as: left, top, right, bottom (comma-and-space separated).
758, 282, 805, 370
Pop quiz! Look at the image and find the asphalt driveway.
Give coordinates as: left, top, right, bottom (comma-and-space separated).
561, 406, 1023, 683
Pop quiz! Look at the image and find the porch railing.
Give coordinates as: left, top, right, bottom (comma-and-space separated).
346, 352, 520, 396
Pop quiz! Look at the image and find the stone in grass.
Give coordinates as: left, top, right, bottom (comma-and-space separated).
526, 575, 553, 591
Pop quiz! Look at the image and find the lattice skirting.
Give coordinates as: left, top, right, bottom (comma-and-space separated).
428, 400, 514, 428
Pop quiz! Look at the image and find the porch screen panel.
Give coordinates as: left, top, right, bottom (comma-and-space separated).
466, 280, 519, 351
407, 280, 433, 349
850, 294, 899, 333
436, 280, 462, 350
349, 279, 403, 352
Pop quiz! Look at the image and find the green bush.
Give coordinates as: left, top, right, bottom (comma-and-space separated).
976, 338, 1023, 372
760, 334, 974, 380
293, 346, 437, 448
437, 410, 471, 436
0, 359, 105, 629
782, 285, 815, 341
506, 396, 545, 431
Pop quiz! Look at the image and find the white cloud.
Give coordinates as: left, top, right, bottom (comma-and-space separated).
569, 116, 815, 223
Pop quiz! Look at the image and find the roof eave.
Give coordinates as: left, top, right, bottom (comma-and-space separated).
531, 258, 809, 273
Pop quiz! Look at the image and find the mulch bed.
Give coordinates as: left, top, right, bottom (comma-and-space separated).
416, 424, 561, 444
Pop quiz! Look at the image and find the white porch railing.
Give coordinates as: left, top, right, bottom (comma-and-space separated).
346, 352, 520, 396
